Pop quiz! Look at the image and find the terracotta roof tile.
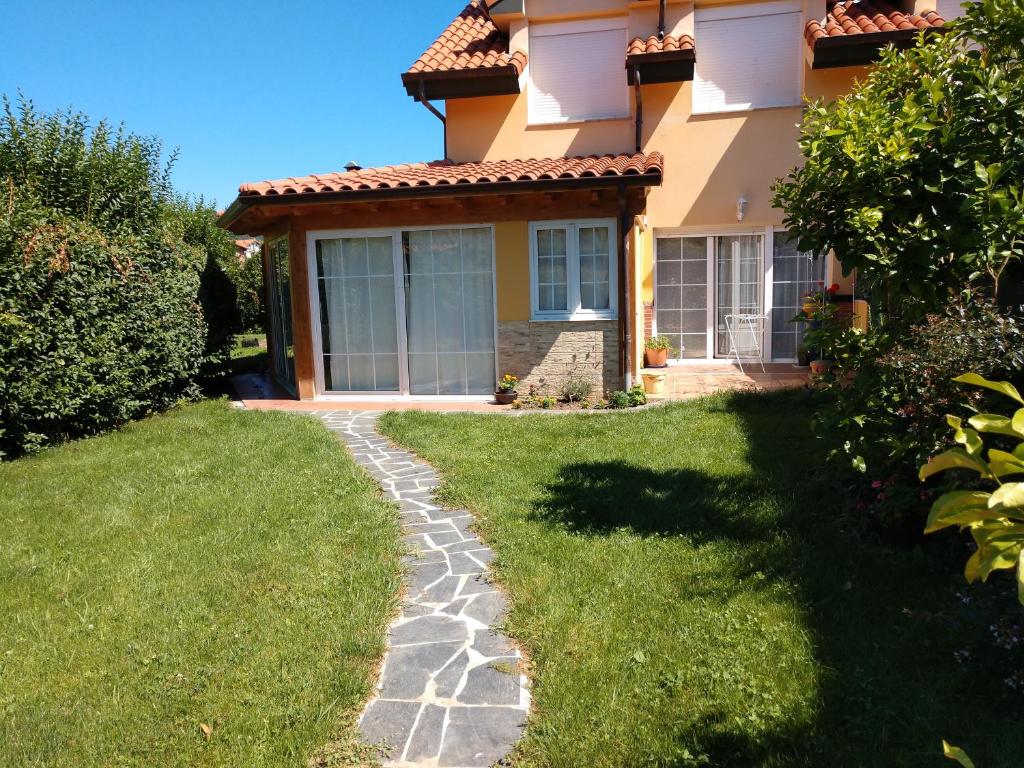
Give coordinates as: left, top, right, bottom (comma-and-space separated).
805, 0, 945, 45
238, 154, 664, 198
408, 0, 526, 77
627, 34, 695, 56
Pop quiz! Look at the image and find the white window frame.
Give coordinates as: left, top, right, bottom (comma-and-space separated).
692, 0, 804, 115
529, 218, 618, 321
527, 17, 630, 126
652, 225, 832, 363
306, 224, 499, 399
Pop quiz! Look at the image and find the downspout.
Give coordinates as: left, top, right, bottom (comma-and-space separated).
658, 0, 667, 40
618, 185, 634, 391
417, 81, 448, 160
634, 69, 643, 153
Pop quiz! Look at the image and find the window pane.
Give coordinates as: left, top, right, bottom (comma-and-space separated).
771, 230, 825, 361
579, 225, 611, 311
535, 227, 568, 312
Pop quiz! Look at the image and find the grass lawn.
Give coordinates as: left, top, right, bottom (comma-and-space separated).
381, 390, 1024, 768
0, 400, 402, 767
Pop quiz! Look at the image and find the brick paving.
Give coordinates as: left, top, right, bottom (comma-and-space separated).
320, 411, 529, 768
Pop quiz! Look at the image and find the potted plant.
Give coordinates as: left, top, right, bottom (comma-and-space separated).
495, 373, 519, 405
792, 282, 840, 374
644, 335, 673, 368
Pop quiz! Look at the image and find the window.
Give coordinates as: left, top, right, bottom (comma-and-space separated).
693, 1, 801, 114
530, 219, 616, 320
528, 19, 629, 124
935, 0, 975, 19
266, 237, 296, 393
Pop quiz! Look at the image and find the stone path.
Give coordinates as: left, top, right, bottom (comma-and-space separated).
320, 411, 530, 768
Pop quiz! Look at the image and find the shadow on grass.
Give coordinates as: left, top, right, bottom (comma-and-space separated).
528, 388, 1020, 767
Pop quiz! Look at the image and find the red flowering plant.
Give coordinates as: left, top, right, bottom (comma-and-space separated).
792, 282, 842, 362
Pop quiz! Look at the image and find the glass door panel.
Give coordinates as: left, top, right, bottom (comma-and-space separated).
403, 228, 495, 395
315, 236, 400, 392
266, 238, 296, 392
715, 235, 763, 357
655, 236, 709, 359
771, 231, 826, 360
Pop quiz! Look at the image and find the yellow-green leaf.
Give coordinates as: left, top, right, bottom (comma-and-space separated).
968, 413, 1024, 438
990, 483, 1024, 509
1018, 549, 1024, 606
953, 373, 1024, 404
976, 536, 1023, 581
925, 491, 994, 533
919, 448, 990, 481
987, 449, 1024, 478
964, 548, 982, 583
942, 741, 976, 768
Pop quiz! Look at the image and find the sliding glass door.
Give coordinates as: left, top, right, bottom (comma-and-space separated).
311, 227, 495, 396
770, 231, 825, 360
404, 228, 496, 395
715, 234, 763, 357
315, 236, 401, 392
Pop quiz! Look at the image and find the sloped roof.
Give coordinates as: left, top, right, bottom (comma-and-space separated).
627, 34, 695, 56
237, 154, 664, 198
407, 0, 526, 77
805, 0, 945, 45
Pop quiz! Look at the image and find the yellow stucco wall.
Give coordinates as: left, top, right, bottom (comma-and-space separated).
494, 221, 531, 321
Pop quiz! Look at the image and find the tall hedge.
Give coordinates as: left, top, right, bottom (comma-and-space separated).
0, 98, 227, 455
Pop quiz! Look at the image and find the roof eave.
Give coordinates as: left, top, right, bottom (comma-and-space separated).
626, 49, 697, 85
809, 26, 946, 69
220, 171, 664, 232
401, 66, 522, 101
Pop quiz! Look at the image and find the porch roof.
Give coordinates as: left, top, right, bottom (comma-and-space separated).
219, 152, 663, 231
626, 34, 696, 85
806, 0, 947, 68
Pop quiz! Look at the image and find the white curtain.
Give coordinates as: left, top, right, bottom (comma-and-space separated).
404, 228, 495, 395
316, 236, 399, 391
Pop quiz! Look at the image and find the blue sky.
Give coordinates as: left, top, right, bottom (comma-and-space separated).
1, 1, 456, 207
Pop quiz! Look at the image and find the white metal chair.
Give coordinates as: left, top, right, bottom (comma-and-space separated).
724, 313, 767, 374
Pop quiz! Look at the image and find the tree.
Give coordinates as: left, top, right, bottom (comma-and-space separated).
772, 0, 1024, 324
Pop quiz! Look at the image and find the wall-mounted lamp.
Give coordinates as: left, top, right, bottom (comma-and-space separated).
736, 195, 748, 222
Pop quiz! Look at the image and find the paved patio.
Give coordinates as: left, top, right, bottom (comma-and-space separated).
231, 365, 809, 413
320, 411, 529, 768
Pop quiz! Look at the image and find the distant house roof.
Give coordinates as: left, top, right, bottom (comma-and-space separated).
402, 0, 526, 100
626, 34, 696, 85
806, 0, 947, 68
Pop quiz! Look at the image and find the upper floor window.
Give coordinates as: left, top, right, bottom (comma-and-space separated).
693, 0, 802, 114
528, 19, 629, 125
530, 219, 617, 321
935, 0, 975, 19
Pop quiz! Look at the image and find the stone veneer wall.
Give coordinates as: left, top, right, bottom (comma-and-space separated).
497, 320, 623, 396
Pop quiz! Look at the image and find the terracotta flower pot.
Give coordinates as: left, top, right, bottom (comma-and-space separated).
809, 359, 833, 375
494, 390, 517, 405
802, 301, 816, 316
645, 347, 669, 368
642, 372, 667, 395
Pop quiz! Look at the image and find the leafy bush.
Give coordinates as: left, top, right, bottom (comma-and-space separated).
0, 97, 213, 455
609, 390, 630, 409
559, 371, 594, 403
817, 297, 1024, 531
232, 250, 264, 332
920, 374, 1024, 605
773, 0, 1024, 324
627, 384, 647, 407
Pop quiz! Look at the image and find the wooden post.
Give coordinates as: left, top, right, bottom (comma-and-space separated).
288, 224, 317, 400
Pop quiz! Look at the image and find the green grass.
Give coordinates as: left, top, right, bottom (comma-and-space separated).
229, 333, 268, 377
380, 390, 1024, 768
0, 400, 402, 767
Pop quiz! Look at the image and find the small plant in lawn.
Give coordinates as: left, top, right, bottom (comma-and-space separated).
627, 384, 647, 407
920, 373, 1024, 605
609, 390, 630, 409
559, 371, 595, 404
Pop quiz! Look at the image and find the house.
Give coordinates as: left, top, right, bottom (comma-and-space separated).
219, 0, 964, 401
234, 236, 261, 265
